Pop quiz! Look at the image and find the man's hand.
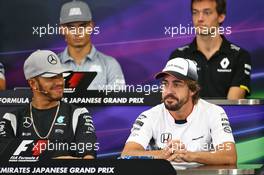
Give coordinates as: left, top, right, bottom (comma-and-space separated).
167, 139, 186, 153
178, 151, 195, 162
165, 139, 188, 162
167, 149, 186, 162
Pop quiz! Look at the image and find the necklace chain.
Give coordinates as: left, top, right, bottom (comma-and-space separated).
30, 101, 60, 139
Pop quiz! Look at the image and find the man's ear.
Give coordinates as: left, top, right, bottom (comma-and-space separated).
190, 90, 195, 97
28, 79, 37, 90
218, 14, 226, 25
89, 21, 95, 28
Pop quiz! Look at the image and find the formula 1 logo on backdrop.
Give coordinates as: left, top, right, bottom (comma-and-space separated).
9, 140, 47, 162
63, 72, 85, 93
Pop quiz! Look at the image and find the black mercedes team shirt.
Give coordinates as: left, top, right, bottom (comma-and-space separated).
169, 36, 251, 98
0, 102, 97, 158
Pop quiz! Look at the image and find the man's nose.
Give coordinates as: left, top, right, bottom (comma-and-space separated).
198, 12, 204, 23
164, 84, 175, 95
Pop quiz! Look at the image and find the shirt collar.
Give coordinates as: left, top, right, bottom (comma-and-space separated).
164, 102, 197, 125
60, 45, 97, 64
189, 35, 231, 55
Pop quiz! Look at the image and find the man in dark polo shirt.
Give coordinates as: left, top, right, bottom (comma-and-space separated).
169, 0, 251, 100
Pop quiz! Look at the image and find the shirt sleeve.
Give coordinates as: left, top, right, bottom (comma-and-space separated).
126, 113, 153, 149
231, 50, 251, 94
106, 57, 126, 87
208, 106, 235, 148
72, 108, 97, 158
0, 62, 5, 80
0, 113, 17, 138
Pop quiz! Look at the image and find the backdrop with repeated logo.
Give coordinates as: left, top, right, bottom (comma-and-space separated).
0, 0, 263, 163
0, 0, 264, 98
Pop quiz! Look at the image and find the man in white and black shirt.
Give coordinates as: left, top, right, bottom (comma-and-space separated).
122, 58, 237, 165
0, 50, 97, 159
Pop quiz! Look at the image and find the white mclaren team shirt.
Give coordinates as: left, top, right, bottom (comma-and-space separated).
126, 99, 235, 152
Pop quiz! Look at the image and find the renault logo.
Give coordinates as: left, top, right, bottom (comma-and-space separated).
47, 54, 58, 65
220, 58, 230, 69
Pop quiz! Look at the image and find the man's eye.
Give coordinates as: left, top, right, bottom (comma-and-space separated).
204, 11, 211, 15
173, 83, 179, 87
161, 82, 167, 86
174, 83, 184, 87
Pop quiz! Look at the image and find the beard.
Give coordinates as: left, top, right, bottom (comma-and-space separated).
37, 83, 63, 101
162, 94, 189, 111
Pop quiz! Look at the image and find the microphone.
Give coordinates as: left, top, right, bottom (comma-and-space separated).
33, 88, 48, 94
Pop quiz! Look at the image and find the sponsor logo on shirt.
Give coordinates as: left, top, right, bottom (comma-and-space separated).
244, 64, 251, 75
223, 126, 232, 133
177, 45, 189, 51
83, 115, 94, 133
55, 116, 66, 126
22, 132, 32, 136
230, 44, 240, 51
217, 57, 232, 72
86, 127, 95, 134
55, 129, 64, 135
160, 133, 172, 143
221, 114, 232, 133
23, 117, 32, 128
0, 122, 6, 136
0, 121, 5, 131
192, 135, 204, 141
131, 115, 147, 132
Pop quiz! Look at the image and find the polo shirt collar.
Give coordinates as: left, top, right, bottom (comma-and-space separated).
60, 45, 97, 64
189, 35, 231, 55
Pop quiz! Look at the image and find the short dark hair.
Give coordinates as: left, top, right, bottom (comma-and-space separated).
191, 0, 226, 15
185, 79, 201, 104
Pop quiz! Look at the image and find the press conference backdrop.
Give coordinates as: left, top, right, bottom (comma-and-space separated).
0, 0, 263, 164
0, 0, 264, 98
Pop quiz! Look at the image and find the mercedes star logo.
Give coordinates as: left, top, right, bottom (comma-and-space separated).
23, 117, 32, 128
47, 54, 58, 65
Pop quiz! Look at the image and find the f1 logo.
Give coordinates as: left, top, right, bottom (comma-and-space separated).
13, 140, 34, 156
161, 133, 172, 143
